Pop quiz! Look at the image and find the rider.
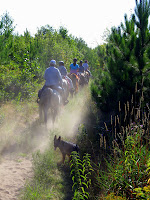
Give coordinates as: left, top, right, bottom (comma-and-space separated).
58, 61, 74, 91
83, 60, 91, 76
78, 60, 85, 73
38, 60, 63, 100
70, 58, 79, 75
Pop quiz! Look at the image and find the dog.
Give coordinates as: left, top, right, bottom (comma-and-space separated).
54, 135, 79, 163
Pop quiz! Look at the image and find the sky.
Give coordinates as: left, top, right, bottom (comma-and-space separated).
1, 0, 136, 48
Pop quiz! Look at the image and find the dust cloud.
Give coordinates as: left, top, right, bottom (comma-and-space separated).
0, 86, 91, 200
52, 86, 90, 139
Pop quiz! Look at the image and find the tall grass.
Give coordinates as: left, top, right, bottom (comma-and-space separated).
95, 86, 150, 199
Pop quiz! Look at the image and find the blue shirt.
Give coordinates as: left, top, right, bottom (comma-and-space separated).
44, 67, 62, 87
70, 63, 79, 74
58, 65, 67, 76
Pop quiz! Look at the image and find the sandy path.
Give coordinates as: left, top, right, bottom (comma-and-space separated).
0, 155, 33, 200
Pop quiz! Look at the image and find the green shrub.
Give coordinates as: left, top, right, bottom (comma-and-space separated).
97, 122, 150, 199
70, 152, 94, 200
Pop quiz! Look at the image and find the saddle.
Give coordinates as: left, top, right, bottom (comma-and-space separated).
70, 73, 80, 80
37, 85, 63, 103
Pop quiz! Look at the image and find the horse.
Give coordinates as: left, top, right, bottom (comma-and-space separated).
62, 78, 69, 104
84, 71, 90, 83
62, 76, 74, 99
68, 73, 79, 94
79, 72, 89, 87
38, 87, 62, 125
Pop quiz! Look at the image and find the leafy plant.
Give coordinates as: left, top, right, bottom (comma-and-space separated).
134, 157, 150, 199
70, 152, 94, 200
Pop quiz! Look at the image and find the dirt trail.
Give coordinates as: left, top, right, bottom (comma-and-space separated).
0, 123, 49, 200
0, 155, 33, 200
0, 87, 90, 200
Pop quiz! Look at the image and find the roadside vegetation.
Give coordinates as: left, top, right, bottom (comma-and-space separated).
0, 0, 150, 199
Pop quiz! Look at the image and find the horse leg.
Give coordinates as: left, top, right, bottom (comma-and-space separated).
39, 104, 43, 122
75, 80, 79, 93
44, 106, 48, 125
70, 89, 74, 98
72, 79, 77, 95
52, 109, 57, 124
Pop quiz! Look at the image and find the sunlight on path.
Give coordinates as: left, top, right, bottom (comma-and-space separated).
0, 155, 33, 200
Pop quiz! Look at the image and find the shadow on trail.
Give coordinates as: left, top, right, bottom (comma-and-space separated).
57, 163, 74, 200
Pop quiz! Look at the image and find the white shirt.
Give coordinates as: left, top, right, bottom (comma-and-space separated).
83, 63, 89, 70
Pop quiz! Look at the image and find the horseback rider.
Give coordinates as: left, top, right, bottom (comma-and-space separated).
38, 60, 64, 101
70, 58, 79, 75
83, 60, 91, 76
78, 60, 85, 73
58, 61, 74, 92
78, 60, 87, 86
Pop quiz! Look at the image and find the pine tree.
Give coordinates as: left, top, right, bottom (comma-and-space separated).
96, 0, 150, 111
106, 15, 137, 108
132, 0, 150, 94
0, 12, 15, 64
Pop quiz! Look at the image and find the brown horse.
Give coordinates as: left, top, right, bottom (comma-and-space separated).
68, 73, 79, 94
38, 87, 62, 124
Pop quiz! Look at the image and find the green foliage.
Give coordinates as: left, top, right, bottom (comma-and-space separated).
134, 157, 150, 199
104, 193, 126, 200
0, 11, 15, 36
32, 149, 57, 185
90, 68, 113, 110
70, 152, 94, 200
0, 12, 97, 102
21, 182, 53, 200
97, 117, 150, 199
21, 143, 71, 200
91, 0, 150, 112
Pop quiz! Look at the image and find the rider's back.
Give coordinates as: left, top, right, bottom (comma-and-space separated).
79, 65, 84, 73
44, 67, 62, 86
83, 63, 89, 71
58, 65, 67, 76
